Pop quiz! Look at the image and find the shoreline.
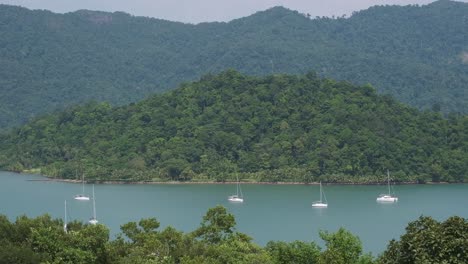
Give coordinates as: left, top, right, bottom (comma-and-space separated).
26, 176, 453, 186
13, 169, 458, 185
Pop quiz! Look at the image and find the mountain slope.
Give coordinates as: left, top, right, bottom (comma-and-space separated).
0, 0, 467, 128
1, 71, 466, 183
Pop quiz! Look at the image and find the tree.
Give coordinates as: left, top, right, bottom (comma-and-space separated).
192, 206, 236, 244
0, 243, 44, 264
318, 228, 365, 264
266, 240, 320, 264
378, 216, 468, 264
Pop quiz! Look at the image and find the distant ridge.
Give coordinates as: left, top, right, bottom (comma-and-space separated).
0, 0, 467, 128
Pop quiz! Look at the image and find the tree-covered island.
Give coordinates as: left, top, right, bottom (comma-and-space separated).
0, 71, 466, 184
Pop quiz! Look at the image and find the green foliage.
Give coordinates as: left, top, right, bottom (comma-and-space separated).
193, 205, 237, 244
318, 228, 363, 264
0, 214, 110, 264
113, 206, 273, 264
1, 209, 467, 264
1, 0, 468, 129
266, 228, 375, 264
117, 218, 172, 263
0, 71, 467, 183
266, 240, 321, 264
0, 242, 44, 264
378, 216, 468, 264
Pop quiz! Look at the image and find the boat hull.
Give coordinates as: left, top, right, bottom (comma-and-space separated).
74, 195, 90, 201
376, 195, 398, 203
312, 202, 328, 208
228, 196, 244, 203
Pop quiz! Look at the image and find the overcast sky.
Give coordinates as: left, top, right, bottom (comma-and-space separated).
0, 0, 466, 23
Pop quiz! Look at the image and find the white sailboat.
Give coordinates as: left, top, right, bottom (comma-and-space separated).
74, 173, 90, 201
376, 170, 398, 203
312, 181, 328, 208
88, 185, 98, 225
228, 175, 244, 203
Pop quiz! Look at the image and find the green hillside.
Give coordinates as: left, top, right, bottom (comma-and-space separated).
0, 0, 467, 128
1, 71, 466, 183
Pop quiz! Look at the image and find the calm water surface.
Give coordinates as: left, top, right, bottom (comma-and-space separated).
1, 171, 467, 254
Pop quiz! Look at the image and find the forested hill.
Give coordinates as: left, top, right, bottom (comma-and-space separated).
1, 0, 468, 129
0, 71, 466, 183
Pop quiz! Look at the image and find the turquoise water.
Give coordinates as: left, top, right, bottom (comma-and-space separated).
1, 171, 467, 254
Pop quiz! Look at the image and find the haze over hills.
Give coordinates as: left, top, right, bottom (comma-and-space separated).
1, 71, 466, 183
0, 0, 467, 129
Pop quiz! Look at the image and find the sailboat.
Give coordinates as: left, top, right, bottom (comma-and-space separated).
228, 174, 244, 203
63, 200, 68, 233
74, 173, 90, 201
88, 185, 98, 225
376, 170, 398, 203
312, 181, 328, 208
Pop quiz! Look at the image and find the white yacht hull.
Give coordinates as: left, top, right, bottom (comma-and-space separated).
228, 196, 244, 203
376, 195, 398, 203
74, 195, 90, 201
312, 202, 328, 208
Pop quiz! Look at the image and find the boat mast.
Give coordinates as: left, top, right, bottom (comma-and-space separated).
82, 173, 85, 194
64, 200, 67, 233
236, 175, 239, 196
237, 174, 242, 197
320, 182, 323, 202
239, 181, 243, 198
387, 170, 391, 195
93, 186, 96, 219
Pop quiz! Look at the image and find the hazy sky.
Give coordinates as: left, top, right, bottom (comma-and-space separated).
0, 0, 466, 23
